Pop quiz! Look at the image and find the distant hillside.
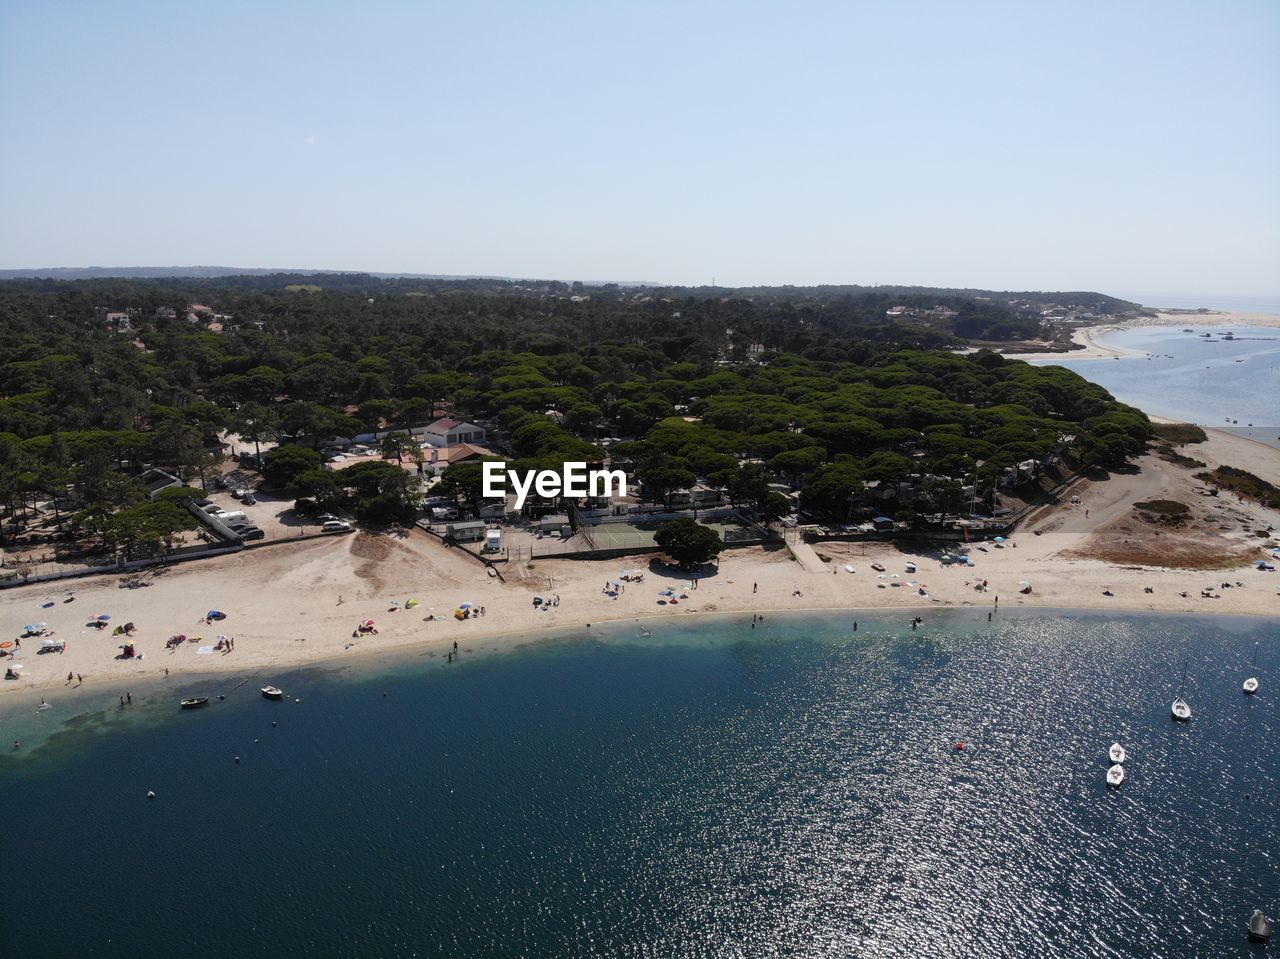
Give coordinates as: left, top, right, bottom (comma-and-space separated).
0, 265, 661, 286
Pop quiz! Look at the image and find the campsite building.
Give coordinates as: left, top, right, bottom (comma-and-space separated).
424, 418, 486, 447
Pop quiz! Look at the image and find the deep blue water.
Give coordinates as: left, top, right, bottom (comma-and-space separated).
2, 610, 1277, 958
1042, 325, 1280, 449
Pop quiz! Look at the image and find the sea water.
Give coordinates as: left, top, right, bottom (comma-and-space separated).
2, 610, 1277, 958
1042, 325, 1280, 449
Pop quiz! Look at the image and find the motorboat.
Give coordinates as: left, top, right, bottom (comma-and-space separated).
180, 697, 209, 709
1109, 743, 1127, 764
904, 562, 917, 574
261, 686, 284, 700
1248, 909, 1274, 942
870, 562, 886, 572
843, 564, 856, 573
1106, 764, 1125, 788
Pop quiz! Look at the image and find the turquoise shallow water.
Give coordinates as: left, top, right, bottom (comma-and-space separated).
2, 609, 1277, 958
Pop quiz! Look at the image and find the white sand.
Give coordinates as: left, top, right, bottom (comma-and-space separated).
3, 447, 1277, 698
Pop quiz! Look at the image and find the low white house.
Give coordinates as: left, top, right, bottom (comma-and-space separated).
424, 418, 486, 447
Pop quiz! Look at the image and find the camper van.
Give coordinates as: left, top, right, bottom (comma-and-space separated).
484, 528, 503, 553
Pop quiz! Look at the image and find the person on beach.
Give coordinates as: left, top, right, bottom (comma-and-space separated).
77, 673, 83, 684
66, 671, 73, 684
853, 622, 858, 631
127, 692, 131, 704
753, 582, 758, 593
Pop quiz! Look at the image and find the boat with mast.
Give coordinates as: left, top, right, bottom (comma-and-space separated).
1172, 662, 1192, 721
1243, 642, 1260, 695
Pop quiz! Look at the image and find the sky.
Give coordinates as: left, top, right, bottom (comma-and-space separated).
1, 0, 1277, 297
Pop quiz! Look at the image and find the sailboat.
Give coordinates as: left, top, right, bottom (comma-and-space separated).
1248, 909, 1274, 942
1243, 642, 1260, 695
1172, 661, 1192, 721
1109, 743, 1127, 764
1106, 764, 1125, 788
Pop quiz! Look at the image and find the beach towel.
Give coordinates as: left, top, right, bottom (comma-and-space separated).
196, 645, 215, 655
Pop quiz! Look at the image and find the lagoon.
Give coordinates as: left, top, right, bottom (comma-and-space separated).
3, 610, 1277, 958
1041, 325, 1280, 449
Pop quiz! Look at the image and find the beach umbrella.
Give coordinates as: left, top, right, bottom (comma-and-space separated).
459, 601, 473, 609
877, 574, 887, 580
993, 536, 1006, 542
1018, 581, 1031, 587
97, 614, 111, 621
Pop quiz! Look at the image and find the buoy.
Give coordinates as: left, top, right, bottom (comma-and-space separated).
253, 739, 259, 744
955, 742, 965, 751
146, 790, 156, 799
271, 721, 277, 727
234, 756, 240, 763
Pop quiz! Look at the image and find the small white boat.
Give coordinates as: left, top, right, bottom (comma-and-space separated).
904, 562, 917, 574
1106, 764, 1125, 788
1243, 641, 1260, 695
843, 564, 856, 574
1172, 661, 1192, 721
261, 686, 284, 700
1109, 743, 1127, 764
1248, 909, 1274, 942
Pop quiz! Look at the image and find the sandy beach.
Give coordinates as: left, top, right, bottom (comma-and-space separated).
3, 423, 1277, 699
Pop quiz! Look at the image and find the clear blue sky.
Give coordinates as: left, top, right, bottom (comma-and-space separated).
2, 0, 1276, 296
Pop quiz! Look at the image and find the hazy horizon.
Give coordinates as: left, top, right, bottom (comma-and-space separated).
2, 1, 1276, 295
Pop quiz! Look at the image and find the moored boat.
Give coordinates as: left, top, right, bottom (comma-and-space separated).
180, 697, 209, 709
1172, 661, 1192, 721
1109, 743, 1126, 764
1248, 909, 1274, 942
1106, 764, 1124, 788
261, 685, 284, 700
1243, 642, 1260, 695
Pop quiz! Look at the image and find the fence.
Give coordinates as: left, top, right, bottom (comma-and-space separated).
0, 543, 244, 589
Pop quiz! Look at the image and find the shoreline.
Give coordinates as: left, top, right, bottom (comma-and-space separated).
4, 604, 1275, 722
1011, 310, 1280, 364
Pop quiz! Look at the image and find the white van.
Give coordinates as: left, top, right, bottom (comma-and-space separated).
217, 511, 247, 523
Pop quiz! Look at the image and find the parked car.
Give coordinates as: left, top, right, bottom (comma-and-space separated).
212, 476, 229, 490
231, 488, 246, 499
322, 520, 353, 533
194, 497, 212, 508
240, 527, 265, 541
317, 513, 339, 524
241, 494, 256, 505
